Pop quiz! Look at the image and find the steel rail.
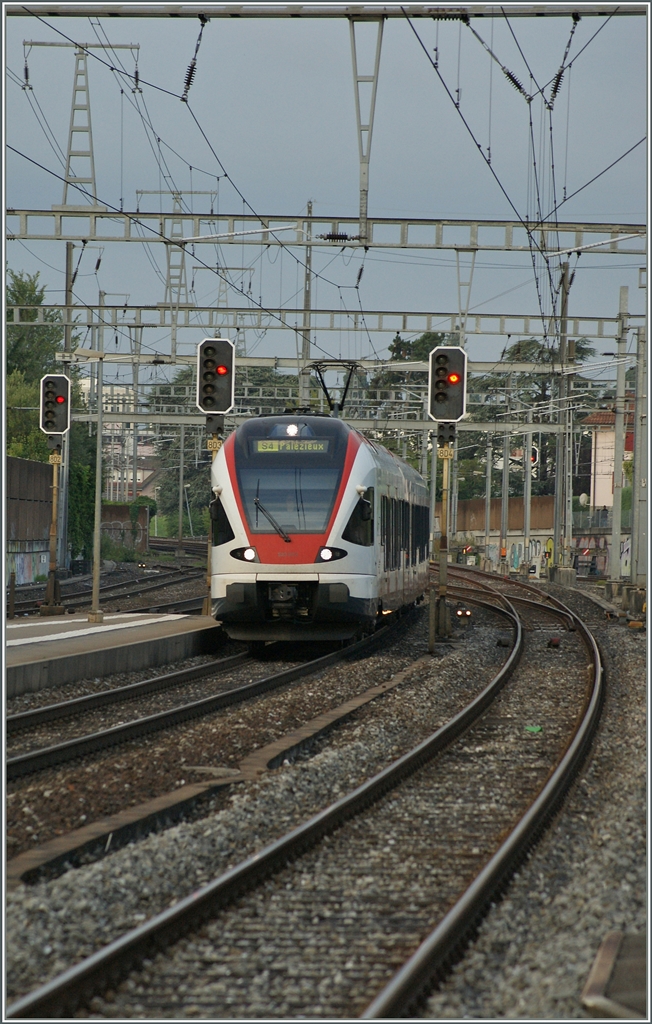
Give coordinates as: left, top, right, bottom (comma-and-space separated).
6, 599, 522, 1019
362, 580, 603, 1017
6, 611, 413, 781
9, 569, 201, 614
6, 653, 250, 736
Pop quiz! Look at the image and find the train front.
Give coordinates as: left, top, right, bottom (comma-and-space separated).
210, 415, 377, 645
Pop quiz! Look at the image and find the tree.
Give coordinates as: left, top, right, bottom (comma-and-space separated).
5, 369, 50, 461
6, 269, 65, 381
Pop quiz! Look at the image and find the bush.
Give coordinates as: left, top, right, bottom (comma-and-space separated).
100, 535, 137, 563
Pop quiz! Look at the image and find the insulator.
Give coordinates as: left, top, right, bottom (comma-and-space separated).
95, 257, 102, 272
132, 67, 140, 92
356, 265, 364, 287
318, 232, 351, 242
184, 61, 196, 94
550, 68, 565, 102
503, 67, 526, 96
23, 62, 30, 87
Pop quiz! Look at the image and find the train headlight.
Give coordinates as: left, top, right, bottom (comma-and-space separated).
230, 547, 260, 562
286, 423, 299, 436
315, 547, 347, 563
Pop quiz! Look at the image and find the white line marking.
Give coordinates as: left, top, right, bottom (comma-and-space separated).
6, 615, 187, 647
6, 613, 147, 631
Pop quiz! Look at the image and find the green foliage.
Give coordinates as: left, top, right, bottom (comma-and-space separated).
100, 535, 137, 562
66, 422, 97, 558
5, 370, 50, 461
6, 269, 65, 382
68, 463, 95, 559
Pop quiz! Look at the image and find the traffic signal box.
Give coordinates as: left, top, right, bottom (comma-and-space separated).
196, 338, 235, 415
437, 422, 456, 448
39, 375, 71, 434
428, 346, 467, 423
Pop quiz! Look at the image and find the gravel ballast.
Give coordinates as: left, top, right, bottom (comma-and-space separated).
8, 586, 642, 1019
420, 588, 646, 1020
6, 611, 511, 1004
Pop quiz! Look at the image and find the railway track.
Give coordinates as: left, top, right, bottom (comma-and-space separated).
6, 612, 415, 780
148, 537, 208, 557
7, 573, 603, 1018
9, 567, 203, 616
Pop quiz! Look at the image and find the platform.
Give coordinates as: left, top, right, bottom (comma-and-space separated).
6, 612, 223, 697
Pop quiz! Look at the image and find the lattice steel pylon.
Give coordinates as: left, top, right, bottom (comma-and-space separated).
164, 193, 189, 361
62, 49, 97, 205
350, 18, 384, 245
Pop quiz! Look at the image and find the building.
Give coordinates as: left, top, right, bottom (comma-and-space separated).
580, 403, 634, 509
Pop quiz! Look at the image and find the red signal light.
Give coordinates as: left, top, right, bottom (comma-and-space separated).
56, 395, 66, 403
216, 365, 229, 375
447, 372, 461, 384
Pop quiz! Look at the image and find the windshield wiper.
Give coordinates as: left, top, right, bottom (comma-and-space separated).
253, 497, 291, 543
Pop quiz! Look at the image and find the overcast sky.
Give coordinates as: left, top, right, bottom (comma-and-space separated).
4, 3, 648, 386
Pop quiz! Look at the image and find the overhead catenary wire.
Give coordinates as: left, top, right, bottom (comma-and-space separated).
26, 6, 354, 307
8, 143, 342, 363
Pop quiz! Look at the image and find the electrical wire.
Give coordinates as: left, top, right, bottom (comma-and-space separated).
8, 143, 341, 361
24, 6, 352, 307
537, 137, 646, 227
7, 66, 68, 170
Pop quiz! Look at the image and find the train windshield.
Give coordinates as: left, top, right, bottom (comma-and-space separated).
234, 417, 350, 534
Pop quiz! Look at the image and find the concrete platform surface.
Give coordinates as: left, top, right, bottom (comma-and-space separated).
6, 612, 223, 697
7, 612, 203, 663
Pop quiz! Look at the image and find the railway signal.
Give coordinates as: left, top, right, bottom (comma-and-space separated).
196, 338, 235, 415
39, 374, 71, 434
428, 346, 467, 422
437, 422, 456, 450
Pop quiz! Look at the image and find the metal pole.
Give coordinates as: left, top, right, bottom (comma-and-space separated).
41, 450, 63, 615
610, 286, 629, 580
484, 437, 492, 570
563, 333, 576, 567
184, 485, 194, 538
57, 240, 74, 570
428, 434, 437, 653
89, 292, 104, 622
500, 429, 509, 573
177, 423, 185, 557
450, 440, 459, 542
429, 435, 437, 561
630, 325, 646, 586
300, 200, 312, 405
523, 409, 532, 572
203, 434, 223, 616
9, 571, 16, 619
349, 18, 384, 245
553, 262, 569, 568
437, 447, 451, 637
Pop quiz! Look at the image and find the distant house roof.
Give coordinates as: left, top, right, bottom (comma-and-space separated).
581, 408, 634, 427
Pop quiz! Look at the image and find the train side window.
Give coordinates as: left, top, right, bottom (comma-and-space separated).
210, 497, 235, 546
342, 487, 374, 546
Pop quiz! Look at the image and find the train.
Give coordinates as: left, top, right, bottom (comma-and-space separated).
209, 413, 430, 651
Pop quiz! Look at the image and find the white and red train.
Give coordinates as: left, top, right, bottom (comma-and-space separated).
209, 414, 429, 649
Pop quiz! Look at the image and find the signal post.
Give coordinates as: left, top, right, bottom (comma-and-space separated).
39, 375, 71, 615
427, 347, 467, 649
196, 339, 235, 616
